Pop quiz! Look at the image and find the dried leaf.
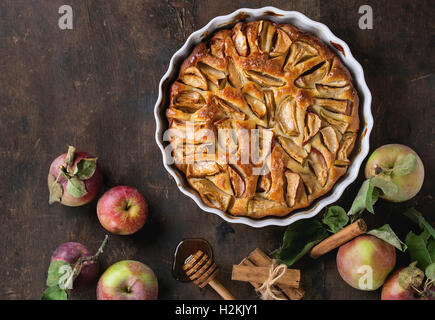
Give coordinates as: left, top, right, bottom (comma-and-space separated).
48, 174, 63, 204
398, 262, 424, 290
66, 176, 87, 198
74, 158, 97, 180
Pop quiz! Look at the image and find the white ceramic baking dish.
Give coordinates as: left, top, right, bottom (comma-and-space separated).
154, 6, 373, 228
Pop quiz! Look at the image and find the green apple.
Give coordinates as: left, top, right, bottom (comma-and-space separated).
97, 260, 158, 300
365, 144, 424, 202
337, 235, 396, 290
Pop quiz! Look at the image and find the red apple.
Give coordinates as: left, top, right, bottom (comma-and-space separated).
51, 242, 99, 290
337, 235, 396, 290
381, 268, 419, 300
97, 260, 158, 300
365, 144, 424, 202
382, 266, 435, 300
97, 186, 148, 235
48, 146, 103, 206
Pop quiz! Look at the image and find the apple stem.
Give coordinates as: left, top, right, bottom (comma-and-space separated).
423, 278, 435, 296
59, 168, 71, 180
58, 168, 81, 187
49, 170, 63, 189
126, 279, 139, 294
70, 235, 109, 286
374, 166, 383, 175
123, 200, 133, 211
93, 235, 109, 261
412, 285, 424, 295
374, 165, 393, 176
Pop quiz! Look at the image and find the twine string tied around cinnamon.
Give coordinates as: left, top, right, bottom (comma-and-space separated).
256, 260, 287, 300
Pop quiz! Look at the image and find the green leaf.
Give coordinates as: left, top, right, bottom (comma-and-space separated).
398, 261, 425, 290
367, 224, 407, 252
41, 286, 67, 300
428, 238, 435, 262
348, 179, 370, 216
322, 206, 349, 233
348, 178, 379, 216
393, 153, 417, 176
371, 176, 398, 199
403, 209, 435, 270
48, 174, 63, 204
66, 176, 87, 198
273, 219, 329, 267
365, 182, 379, 214
405, 231, 433, 270
425, 263, 435, 281
403, 208, 435, 239
46, 260, 70, 287
74, 158, 97, 180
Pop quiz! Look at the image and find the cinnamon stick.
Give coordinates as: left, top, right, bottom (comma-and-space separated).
248, 248, 305, 300
309, 218, 367, 259
232, 265, 300, 288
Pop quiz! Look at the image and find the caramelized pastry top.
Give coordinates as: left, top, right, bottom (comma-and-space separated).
166, 20, 359, 218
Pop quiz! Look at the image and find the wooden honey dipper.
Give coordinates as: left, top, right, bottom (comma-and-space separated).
183, 250, 236, 300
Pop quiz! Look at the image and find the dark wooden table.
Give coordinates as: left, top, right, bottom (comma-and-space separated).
0, 0, 433, 300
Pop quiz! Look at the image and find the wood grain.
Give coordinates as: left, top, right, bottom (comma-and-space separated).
0, 0, 433, 300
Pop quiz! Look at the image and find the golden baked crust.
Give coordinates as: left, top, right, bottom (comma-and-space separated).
166, 20, 359, 218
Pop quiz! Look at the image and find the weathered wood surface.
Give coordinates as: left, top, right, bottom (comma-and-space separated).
0, 0, 433, 299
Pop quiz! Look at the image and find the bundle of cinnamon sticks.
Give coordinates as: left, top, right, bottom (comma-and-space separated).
232, 248, 305, 300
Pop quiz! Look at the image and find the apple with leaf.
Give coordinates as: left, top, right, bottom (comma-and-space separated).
364, 144, 424, 202
41, 236, 108, 300
48, 145, 103, 206
381, 209, 435, 300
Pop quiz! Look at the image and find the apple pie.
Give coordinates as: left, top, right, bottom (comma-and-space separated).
166, 20, 359, 218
